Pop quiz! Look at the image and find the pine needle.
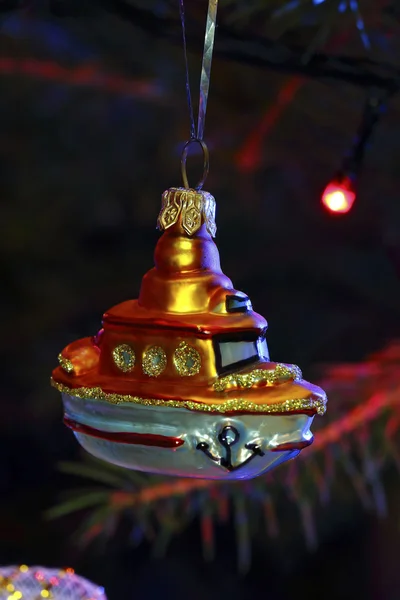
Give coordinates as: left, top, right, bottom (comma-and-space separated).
46, 491, 111, 520
58, 461, 136, 488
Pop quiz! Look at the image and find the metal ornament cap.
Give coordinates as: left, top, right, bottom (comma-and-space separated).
157, 187, 216, 237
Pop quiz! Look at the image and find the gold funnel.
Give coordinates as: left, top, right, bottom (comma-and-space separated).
139, 187, 234, 315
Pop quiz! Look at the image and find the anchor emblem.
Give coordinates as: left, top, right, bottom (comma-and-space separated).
196, 425, 265, 472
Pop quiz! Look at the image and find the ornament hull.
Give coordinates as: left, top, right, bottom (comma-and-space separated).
62, 393, 314, 480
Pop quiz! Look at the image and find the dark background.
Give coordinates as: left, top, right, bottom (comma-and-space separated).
1, 2, 400, 599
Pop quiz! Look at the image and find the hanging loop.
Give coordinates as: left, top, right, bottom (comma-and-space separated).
181, 138, 209, 190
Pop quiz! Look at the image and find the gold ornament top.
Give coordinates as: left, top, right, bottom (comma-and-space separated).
157, 187, 216, 237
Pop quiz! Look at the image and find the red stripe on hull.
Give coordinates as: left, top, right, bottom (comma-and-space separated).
64, 416, 184, 448
270, 438, 313, 452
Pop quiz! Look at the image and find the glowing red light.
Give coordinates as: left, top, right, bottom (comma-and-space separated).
321, 178, 356, 214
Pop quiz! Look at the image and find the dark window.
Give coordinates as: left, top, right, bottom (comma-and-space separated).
214, 330, 269, 375
226, 294, 252, 313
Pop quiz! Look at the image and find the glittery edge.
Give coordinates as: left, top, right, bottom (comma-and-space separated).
213, 363, 302, 392
51, 378, 326, 415
58, 354, 74, 374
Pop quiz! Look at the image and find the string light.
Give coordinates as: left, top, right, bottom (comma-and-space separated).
321, 90, 386, 216
321, 176, 356, 214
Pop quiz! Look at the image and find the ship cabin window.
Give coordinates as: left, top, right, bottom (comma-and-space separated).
214, 330, 269, 376
225, 294, 252, 314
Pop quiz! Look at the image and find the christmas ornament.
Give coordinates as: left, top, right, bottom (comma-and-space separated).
51, 0, 327, 480
52, 184, 327, 479
0, 565, 106, 600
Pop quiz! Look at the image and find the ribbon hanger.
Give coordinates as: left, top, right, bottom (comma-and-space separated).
179, 0, 219, 190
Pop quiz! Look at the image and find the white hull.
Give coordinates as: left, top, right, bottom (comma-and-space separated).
63, 393, 314, 480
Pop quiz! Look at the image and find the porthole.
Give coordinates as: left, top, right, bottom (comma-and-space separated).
173, 342, 201, 376
112, 344, 135, 373
143, 346, 167, 377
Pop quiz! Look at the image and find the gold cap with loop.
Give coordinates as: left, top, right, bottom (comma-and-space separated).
157, 138, 215, 237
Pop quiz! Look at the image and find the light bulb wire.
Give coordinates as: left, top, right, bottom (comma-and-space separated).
179, 0, 218, 190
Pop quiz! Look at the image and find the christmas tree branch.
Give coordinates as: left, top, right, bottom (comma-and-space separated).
0, 57, 163, 99
4, 1, 399, 91
88, 1, 400, 92
311, 391, 399, 451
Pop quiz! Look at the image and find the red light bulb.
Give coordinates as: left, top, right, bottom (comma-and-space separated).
321, 176, 356, 214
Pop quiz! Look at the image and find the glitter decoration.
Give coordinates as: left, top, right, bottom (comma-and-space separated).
112, 344, 135, 373
214, 363, 302, 392
142, 346, 167, 377
173, 341, 201, 376
0, 565, 106, 600
58, 354, 74, 374
51, 379, 326, 415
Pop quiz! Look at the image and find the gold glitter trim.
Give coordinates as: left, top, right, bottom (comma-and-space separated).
157, 188, 217, 237
214, 363, 302, 392
112, 344, 136, 373
58, 353, 74, 374
51, 379, 326, 415
173, 341, 201, 376
142, 346, 167, 377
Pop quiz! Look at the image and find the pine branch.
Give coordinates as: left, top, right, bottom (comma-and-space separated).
94, 0, 400, 93
95, 1, 399, 92
4, 1, 400, 91
0, 57, 163, 100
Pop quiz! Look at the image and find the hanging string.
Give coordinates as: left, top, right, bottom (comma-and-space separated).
197, 0, 218, 141
179, 0, 196, 141
179, 0, 219, 190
